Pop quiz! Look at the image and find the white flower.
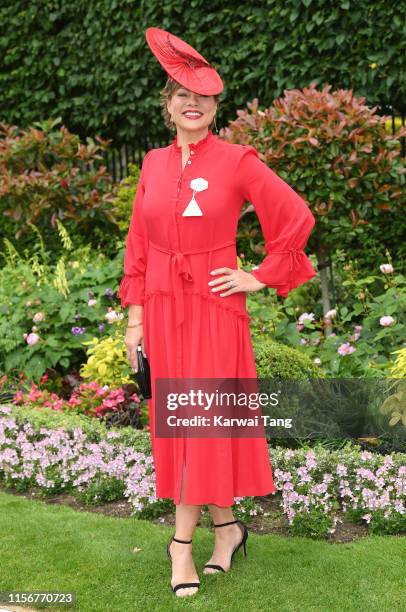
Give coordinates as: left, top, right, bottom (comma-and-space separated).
379, 264, 393, 274
88, 299, 97, 307
298, 312, 315, 324
314, 357, 321, 365
324, 309, 337, 319
379, 316, 395, 327
33, 311, 45, 323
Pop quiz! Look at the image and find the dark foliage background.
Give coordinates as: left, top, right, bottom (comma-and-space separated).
1, 0, 404, 147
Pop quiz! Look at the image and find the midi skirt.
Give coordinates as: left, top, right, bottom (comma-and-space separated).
142, 287, 276, 507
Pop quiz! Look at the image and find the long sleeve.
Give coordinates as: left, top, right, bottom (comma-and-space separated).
117, 151, 151, 308
237, 146, 317, 297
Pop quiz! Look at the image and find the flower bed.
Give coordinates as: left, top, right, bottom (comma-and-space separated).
1, 404, 405, 538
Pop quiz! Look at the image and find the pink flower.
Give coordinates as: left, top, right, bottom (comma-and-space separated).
68, 397, 81, 406
26, 333, 40, 345
88, 299, 97, 307
380, 316, 395, 327
337, 342, 356, 356
13, 391, 25, 404
105, 310, 119, 323
53, 399, 64, 411
33, 312, 45, 323
349, 331, 361, 342
324, 309, 337, 319
336, 464, 347, 476
362, 513, 372, 524
379, 264, 393, 274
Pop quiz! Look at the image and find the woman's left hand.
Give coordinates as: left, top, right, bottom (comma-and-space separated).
208, 267, 267, 296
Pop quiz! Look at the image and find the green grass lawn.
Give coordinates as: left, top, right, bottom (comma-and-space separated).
0, 492, 405, 612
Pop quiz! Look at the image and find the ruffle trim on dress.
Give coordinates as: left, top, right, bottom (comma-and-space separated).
117, 275, 145, 308
250, 248, 316, 298
144, 290, 251, 322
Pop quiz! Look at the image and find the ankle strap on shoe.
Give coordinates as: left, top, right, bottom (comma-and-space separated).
172, 536, 192, 544
214, 520, 238, 527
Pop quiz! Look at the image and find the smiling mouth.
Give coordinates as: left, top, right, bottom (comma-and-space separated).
183, 111, 203, 119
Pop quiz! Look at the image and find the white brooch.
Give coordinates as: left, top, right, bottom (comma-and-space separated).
182, 178, 208, 216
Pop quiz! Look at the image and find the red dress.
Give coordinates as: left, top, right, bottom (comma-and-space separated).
118, 130, 316, 506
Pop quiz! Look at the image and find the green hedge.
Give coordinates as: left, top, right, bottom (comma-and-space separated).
0, 0, 403, 146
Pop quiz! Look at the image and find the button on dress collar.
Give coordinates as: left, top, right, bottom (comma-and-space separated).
172, 130, 214, 154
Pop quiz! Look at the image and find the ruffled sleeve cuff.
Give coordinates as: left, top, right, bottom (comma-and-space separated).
117, 275, 145, 308
250, 248, 317, 297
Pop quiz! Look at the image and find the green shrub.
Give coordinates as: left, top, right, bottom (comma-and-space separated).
0, 118, 119, 257
253, 337, 322, 379
389, 347, 406, 378
80, 330, 133, 387
224, 86, 406, 271
0, 224, 127, 382
113, 162, 141, 233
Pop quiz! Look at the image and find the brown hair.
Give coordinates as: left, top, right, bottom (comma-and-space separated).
159, 77, 221, 130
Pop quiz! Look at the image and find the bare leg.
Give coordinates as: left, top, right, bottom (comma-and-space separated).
203, 504, 244, 574
168, 463, 202, 596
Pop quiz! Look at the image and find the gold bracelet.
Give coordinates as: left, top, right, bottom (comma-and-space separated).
127, 321, 143, 328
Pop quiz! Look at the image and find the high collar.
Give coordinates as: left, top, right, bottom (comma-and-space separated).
172, 130, 215, 154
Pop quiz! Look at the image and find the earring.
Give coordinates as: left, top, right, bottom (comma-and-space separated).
213, 115, 219, 134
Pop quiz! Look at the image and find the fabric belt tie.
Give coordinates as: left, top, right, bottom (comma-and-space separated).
149, 239, 236, 327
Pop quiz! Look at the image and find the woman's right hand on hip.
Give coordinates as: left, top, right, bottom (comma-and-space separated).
124, 326, 147, 372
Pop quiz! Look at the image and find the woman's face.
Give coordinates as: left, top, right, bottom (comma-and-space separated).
166, 86, 217, 133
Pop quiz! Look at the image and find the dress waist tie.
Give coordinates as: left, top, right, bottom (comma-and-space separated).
149, 239, 236, 328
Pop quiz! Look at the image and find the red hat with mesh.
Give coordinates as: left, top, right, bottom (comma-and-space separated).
145, 27, 223, 95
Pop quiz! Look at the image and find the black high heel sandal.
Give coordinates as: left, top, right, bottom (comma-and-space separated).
167, 535, 201, 595
203, 519, 248, 574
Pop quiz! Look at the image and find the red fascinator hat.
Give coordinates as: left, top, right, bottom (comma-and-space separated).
145, 27, 224, 96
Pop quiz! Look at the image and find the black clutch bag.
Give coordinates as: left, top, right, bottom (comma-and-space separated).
134, 345, 151, 399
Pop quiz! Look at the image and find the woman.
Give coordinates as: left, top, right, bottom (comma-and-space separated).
118, 27, 317, 597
